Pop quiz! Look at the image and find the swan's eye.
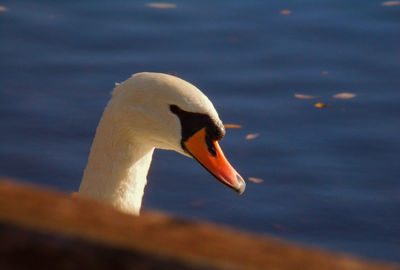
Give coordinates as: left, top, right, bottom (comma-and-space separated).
170, 104, 224, 136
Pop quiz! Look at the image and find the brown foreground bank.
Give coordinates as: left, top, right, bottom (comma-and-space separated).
0, 179, 397, 270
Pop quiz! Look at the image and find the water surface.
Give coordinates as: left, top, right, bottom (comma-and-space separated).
1, 0, 399, 262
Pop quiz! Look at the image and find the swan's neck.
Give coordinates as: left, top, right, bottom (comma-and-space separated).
79, 107, 154, 215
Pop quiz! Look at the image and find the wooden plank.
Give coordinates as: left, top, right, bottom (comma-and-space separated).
0, 223, 210, 270
0, 179, 398, 270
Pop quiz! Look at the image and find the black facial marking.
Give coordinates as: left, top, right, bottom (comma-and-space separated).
205, 134, 217, 156
169, 105, 225, 152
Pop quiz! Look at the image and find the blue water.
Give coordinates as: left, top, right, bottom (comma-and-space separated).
1, 0, 400, 263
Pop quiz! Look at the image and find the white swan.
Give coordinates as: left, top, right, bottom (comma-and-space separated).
78, 72, 245, 215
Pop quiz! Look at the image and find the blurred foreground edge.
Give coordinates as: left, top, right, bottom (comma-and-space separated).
0, 179, 398, 270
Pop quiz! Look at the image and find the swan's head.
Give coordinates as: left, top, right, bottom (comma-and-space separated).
109, 72, 245, 194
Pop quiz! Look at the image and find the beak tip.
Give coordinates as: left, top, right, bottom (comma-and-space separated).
235, 173, 246, 195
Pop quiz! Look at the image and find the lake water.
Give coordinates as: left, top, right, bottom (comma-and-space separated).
1, 0, 399, 263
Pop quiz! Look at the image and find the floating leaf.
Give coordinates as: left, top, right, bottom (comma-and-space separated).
381, 1, 400, 6
272, 223, 290, 232
294, 93, 319, 99
280, 10, 291, 15
333, 92, 356, 99
224, 123, 242, 129
246, 133, 259, 140
146, 3, 176, 9
248, 177, 264, 183
0, 6, 7, 12
191, 200, 204, 207
314, 102, 328, 108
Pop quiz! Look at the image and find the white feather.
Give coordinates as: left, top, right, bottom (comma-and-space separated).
79, 73, 222, 215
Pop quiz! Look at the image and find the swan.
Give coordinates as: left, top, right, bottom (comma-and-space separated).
78, 72, 245, 215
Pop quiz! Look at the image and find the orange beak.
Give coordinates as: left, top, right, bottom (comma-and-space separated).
183, 128, 246, 194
